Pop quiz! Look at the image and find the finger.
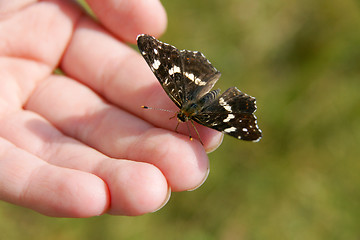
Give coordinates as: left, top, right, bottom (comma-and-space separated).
86, 0, 167, 43
0, 57, 51, 108
0, 0, 82, 67
61, 17, 223, 151
26, 74, 209, 192
0, 110, 169, 216
0, 0, 35, 14
0, 137, 109, 217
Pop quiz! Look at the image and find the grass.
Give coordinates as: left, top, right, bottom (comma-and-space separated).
1, 0, 360, 239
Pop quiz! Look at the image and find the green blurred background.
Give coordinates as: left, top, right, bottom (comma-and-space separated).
1, 0, 360, 239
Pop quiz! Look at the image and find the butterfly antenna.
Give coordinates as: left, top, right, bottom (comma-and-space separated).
141, 106, 175, 113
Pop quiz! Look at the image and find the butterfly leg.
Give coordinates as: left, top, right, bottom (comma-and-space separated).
186, 121, 193, 142
169, 113, 177, 120
174, 121, 180, 133
190, 120, 204, 145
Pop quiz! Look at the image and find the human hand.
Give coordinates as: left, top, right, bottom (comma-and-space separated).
0, 0, 223, 217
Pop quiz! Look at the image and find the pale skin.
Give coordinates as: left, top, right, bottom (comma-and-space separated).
0, 0, 223, 217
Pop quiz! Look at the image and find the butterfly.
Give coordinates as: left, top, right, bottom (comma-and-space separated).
137, 34, 262, 143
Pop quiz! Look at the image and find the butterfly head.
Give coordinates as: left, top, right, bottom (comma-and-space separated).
177, 102, 202, 122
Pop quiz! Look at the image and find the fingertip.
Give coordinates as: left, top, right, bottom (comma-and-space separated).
129, 129, 210, 192
187, 167, 210, 191
205, 132, 224, 154
152, 186, 171, 213
87, 0, 167, 43
24, 166, 110, 218
105, 161, 169, 216
56, 172, 110, 217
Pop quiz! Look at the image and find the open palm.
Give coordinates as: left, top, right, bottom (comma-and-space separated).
0, 0, 222, 217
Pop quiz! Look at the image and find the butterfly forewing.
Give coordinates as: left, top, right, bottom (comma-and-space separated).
137, 34, 184, 107
179, 50, 221, 101
137, 34, 222, 106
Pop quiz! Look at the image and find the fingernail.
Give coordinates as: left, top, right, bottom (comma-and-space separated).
206, 133, 224, 154
152, 186, 172, 213
187, 167, 210, 192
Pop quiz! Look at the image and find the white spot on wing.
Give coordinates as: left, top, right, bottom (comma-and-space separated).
154, 48, 158, 54
219, 97, 225, 105
185, 72, 195, 81
224, 105, 232, 112
219, 97, 232, 112
194, 78, 206, 86
169, 65, 181, 75
252, 136, 262, 142
223, 114, 235, 123
224, 127, 237, 133
184, 72, 207, 86
152, 60, 161, 70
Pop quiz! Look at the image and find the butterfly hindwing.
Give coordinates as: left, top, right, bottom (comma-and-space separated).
194, 87, 262, 141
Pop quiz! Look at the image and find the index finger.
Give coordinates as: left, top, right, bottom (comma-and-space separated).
86, 0, 167, 42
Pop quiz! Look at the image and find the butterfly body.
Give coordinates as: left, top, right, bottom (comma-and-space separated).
177, 102, 199, 122
137, 34, 262, 142
176, 88, 219, 122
